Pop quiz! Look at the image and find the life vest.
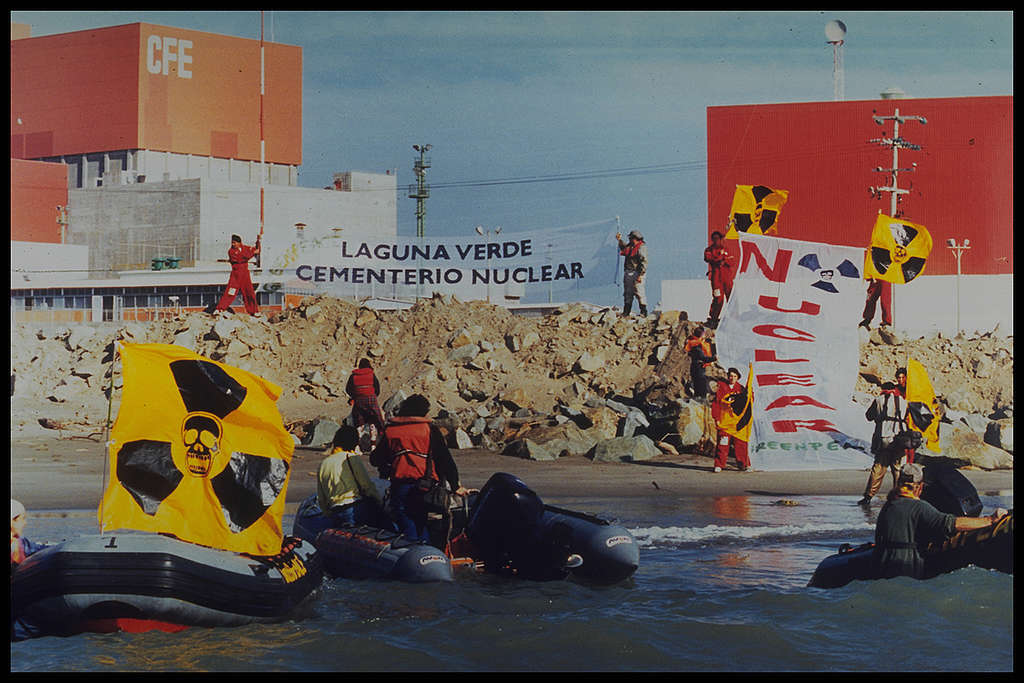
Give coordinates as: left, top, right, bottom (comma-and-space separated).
620, 240, 646, 271
712, 380, 742, 422
704, 245, 733, 274
349, 367, 377, 398
383, 416, 436, 481
683, 336, 713, 366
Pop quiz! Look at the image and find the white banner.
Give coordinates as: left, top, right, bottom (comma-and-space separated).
268, 220, 622, 302
717, 234, 872, 471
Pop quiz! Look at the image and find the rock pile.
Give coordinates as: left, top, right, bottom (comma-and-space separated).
10, 294, 1013, 470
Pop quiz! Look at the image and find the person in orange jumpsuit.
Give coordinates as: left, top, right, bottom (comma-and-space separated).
215, 234, 261, 316
704, 231, 735, 328
711, 367, 751, 473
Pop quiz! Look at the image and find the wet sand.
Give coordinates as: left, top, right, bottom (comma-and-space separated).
10, 433, 1014, 513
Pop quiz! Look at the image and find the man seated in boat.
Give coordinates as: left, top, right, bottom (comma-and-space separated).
318, 425, 392, 529
11, 499, 47, 569
370, 394, 469, 543
871, 463, 1008, 580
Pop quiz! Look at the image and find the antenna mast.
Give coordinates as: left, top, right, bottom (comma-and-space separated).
409, 144, 432, 239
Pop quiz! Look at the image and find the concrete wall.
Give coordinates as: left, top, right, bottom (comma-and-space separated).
11, 241, 90, 287
660, 275, 1014, 337
67, 173, 398, 276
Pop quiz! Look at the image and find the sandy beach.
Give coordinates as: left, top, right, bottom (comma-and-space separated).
11, 431, 1014, 513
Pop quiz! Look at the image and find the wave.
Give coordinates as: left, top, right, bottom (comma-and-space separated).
630, 522, 874, 547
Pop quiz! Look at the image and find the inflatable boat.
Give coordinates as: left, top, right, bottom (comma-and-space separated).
11, 532, 323, 640
294, 472, 639, 584
808, 466, 1013, 588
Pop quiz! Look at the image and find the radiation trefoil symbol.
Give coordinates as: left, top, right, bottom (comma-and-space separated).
114, 359, 287, 532
797, 253, 861, 293
728, 185, 789, 237
867, 215, 932, 284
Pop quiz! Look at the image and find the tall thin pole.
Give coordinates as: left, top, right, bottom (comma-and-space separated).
257, 11, 265, 269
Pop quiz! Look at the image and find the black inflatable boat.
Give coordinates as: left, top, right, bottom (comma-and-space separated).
808, 466, 1013, 588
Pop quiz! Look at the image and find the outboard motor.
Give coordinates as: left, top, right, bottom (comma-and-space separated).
922, 463, 983, 517
465, 473, 574, 580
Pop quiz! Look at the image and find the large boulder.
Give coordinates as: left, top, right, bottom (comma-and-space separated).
984, 419, 1013, 454
303, 416, 341, 447
502, 438, 560, 461
931, 425, 1013, 470
588, 434, 660, 463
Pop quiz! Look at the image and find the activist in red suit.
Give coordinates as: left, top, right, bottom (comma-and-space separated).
215, 234, 261, 316
711, 367, 751, 473
704, 231, 735, 328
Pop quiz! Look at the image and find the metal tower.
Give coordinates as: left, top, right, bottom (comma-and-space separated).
868, 108, 927, 217
409, 144, 432, 238
825, 20, 846, 101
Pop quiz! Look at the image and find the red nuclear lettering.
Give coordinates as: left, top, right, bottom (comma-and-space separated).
757, 373, 816, 387
740, 242, 791, 282
772, 419, 839, 433
763, 395, 835, 411
752, 324, 816, 342
758, 295, 820, 315
754, 349, 810, 363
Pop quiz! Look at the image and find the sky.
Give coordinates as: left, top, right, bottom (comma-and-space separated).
11, 10, 1014, 307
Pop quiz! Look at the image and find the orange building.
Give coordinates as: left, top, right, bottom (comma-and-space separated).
11, 159, 68, 244
11, 22, 302, 166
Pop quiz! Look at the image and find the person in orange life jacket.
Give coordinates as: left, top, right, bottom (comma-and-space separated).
616, 229, 648, 316
11, 499, 47, 569
858, 367, 917, 506
859, 278, 893, 330
318, 425, 392, 529
711, 367, 751, 473
871, 462, 1008, 580
370, 394, 469, 543
345, 358, 386, 445
215, 234, 261, 316
683, 326, 716, 401
704, 231, 735, 328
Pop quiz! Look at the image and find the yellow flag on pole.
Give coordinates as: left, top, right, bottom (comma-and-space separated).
863, 213, 933, 284
725, 185, 789, 239
717, 363, 754, 442
99, 343, 294, 555
906, 358, 941, 452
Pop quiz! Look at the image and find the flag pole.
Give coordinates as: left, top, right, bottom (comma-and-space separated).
256, 10, 265, 269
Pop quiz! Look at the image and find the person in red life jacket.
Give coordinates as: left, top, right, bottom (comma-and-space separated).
711, 367, 751, 473
11, 499, 47, 569
214, 233, 261, 316
683, 326, 716, 401
859, 278, 893, 330
858, 367, 920, 506
704, 231, 735, 329
616, 229, 648, 316
345, 358, 386, 447
370, 394, 469, 543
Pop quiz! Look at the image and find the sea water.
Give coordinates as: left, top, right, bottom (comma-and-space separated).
11, 492, 1013, 672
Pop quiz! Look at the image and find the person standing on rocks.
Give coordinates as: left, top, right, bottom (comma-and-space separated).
858, 367, 919, 506
859, 278, 892, 330
214, 233, 261, 317
683, 326, 716, 401
345, 358, 386, 449
704, 231, 735, 329
370, 394, 468, 543
616, 229, 648, 316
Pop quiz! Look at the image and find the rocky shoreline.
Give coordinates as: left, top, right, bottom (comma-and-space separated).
10, 295, 1013, 473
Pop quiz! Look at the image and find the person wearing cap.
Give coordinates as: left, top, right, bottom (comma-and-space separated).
370, 394, 469, 543
858, 367, 916, 506
616, 229, 648, 316
214, 233, 262, 316
704, 230, 735, 329
11, 499, 47, 568
871, 463, 1008, 580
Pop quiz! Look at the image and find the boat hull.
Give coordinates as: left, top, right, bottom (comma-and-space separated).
11, 532, 323, 639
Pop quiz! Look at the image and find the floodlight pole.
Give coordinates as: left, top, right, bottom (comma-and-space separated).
947, 239, 970, 336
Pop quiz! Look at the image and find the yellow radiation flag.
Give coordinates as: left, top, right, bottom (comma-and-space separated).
863, 213, 933, 284
716, 363, 754, 442
906, 358, 941, 453
725, 185, 789, 239
99, 343, 295, 555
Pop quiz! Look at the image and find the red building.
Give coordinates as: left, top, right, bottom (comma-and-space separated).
11, 158, 68, 244
706, 96, 1013, 276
